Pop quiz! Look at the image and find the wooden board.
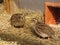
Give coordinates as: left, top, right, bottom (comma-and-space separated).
4, 0, 14, 14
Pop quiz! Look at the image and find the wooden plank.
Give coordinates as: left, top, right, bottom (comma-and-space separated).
9, 0, 14, 14
45, 2, 60, 8
4, 0, 14, 14
4, 0, 10, 13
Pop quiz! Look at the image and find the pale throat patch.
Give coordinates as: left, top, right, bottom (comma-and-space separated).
40, 32, 48, 37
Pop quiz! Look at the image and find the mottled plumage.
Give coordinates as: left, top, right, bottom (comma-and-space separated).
31, 18, 55, 39
10, 13, 25, 28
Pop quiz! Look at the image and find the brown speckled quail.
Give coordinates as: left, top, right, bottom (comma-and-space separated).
31, 18, 55, 39
10, 13, 25, 28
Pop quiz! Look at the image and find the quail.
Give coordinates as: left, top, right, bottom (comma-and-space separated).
10, 13, 25, 28
31, 18, 55, 39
